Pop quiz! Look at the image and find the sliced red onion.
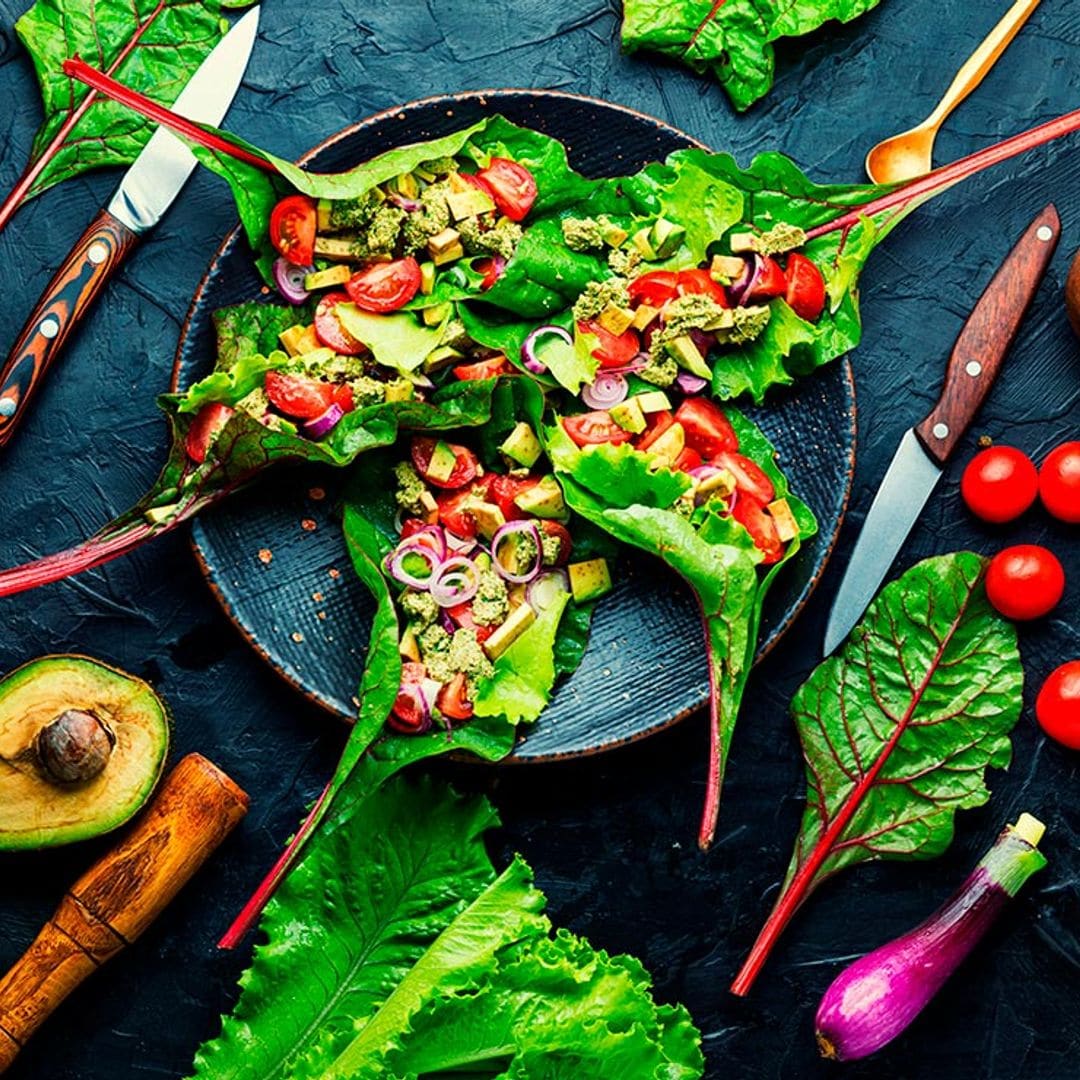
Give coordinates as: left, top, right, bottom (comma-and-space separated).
429, 556, 480, 607
726, 254, 760, 307
388, 681, 433, 734
439, 609, 455, 634
688, 465, 739, 512
527, 569, 569, 612
408, 373, 436, 391
490, 253, 507, 281
387, 191, 422, 212
303, 402, 344, 438
491, 520, 542, 584
273, 257, 312, 304
603, 352, 649, 376
407, 525, 447, 561
688, 327, 716, 357
521, 324, 572, 375
445, 531, 477, 555
675, 371, 708, 394
581, 371, 628, 409
385, 542, 440, 589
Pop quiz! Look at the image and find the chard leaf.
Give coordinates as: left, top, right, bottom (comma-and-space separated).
731, 551, 1024, 995
620, 0, 886, 112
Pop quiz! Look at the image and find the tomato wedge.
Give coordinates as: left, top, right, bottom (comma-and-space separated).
628, 270, 679, 309
673, 447, 703, 473
185, 403, 234, 464
578, 319, 640, 369
411, 436, 479, 489
635, 410, 675, 451
314, 292, 366, 355
389, 662, 430, 733
453, 355, 514, 381
745, 255, 787, 303
269, 195, 316, 266
475, 158, 537, 221
345, 257, 422, 313
732, 495, 784, 564
712, 450, 775, 504
784, 252, 826, 321
474, 257, 501, 291
562, 411, 634, 447
437, 488, 479, 538
437, 672, 475, 721
676, 268, 729, 306
540, 520, 572, 565
265, 371, 346, 420
675, 398, 738, 457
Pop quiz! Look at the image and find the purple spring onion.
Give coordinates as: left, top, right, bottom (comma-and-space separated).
273, 257, 312, 304
581, 371, 628, 410
491, 520, 542, 584
521, 324, 572, 375
725, 254, 760, 307
385, 542, 440, 589
303, 403, 345, 439
675, 371, 709, 394
815, 814, 1047, 1063
526, 568, 569, 612
429, 555, 481, 607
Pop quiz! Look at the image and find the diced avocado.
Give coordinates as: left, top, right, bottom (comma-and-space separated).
474, 551, 493, 572
602, 222, 629, 247
419, 490, 439, 523
702, 308, 736, 331
446, 186, 496, 220
710, 254, 746, 280
610, 397, 646, 434
514, 475, 568, 520
500, 422, 543, 468
384, 378, 414, 403
426, 440, 458, 484
650, 217, 686, 258
645, 421, 685, 469
313, 236, 359, 262
635, 390, 672, 413
668, 335, 712, 379
470, 500, 506, 542
303, 265, 352, 291
399, 626, 421, 663
391, 172, 419, 199
506, 583, 528, 610
0, 655, 170, 850
631, 227, 657, 260
483, 602, 537, 660
729, 232, 757, 254
767, 498, 800, 542
697, 468, 736, 501
316, 199, 335, 232
422, 302, 453, 327
420, 261, 436, 295
294, 326, 320, 355
424, 345, 464, 372
279, 323, 310, 357
144, 503, 180, 526
428, 227, 462, 258
433, 242, 464, 266
568, 559, 612, 603
597, 303, 636, 337
631, 304, 660, 331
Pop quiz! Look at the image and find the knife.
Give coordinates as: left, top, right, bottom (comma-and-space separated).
0, 6, 260, 450
823, 203, 1060, 655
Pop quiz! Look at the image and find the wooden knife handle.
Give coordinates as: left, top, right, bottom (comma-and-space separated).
0, 754, 248, 1073
914, 203, 1059, 466
0, 208, 139, 450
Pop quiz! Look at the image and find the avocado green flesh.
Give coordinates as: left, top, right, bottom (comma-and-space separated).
0, 656, 169, 850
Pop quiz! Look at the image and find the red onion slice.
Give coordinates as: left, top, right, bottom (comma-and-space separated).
675, 371, 708, 394
726, 254, 760, 307
491, 520, 542, 584
303, 402, 344, 438
386, 191, 423, 212
273, 257, 312, 305
581, 371, 628, 409
527, 569, 569, 612
429, 555, 481, 607
521, 324, 572, 375
385, 542, 440, 589
445, 531, 477, 555
406, 524, 447, 561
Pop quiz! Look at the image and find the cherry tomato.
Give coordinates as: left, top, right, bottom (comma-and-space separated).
1035, 661, 1080, 750
399, 518, 429, 539
389, 662, 429, 733
461, 172, 496, 200
264, 371, 337, 419
475, 158, 537, 222
745, 255, 787, 303
1039, 441, 1080, 523
711, 451, 775, 505
628, 270, 679, 309
269, 195, 316, 266
436, 672, 475, 721
578, 319, 640, 369
453, 355, 514, 381
540, 520, 573, 565
635, 410, 675, 452
960, 446, 1038, 523
474, 257, 501, 291
314, 292, 366, 355
784, 253, 826, 321
985, 544, 1065, 621
676, 268, 728, 306
437, 487, 479, 538
674, 447, 703, 473
185, 403, 234, 464
445, 602, 496, 643
562, 411, 634, 447
489, 475, 537, 521
344, 257, 422, 313
411, 436, 479, 490
732, 495, 784, 564
675, 398, 739, 458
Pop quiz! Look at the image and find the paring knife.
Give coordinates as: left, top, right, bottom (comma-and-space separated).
823, 203, 1060, 655
0, 6, 260, 450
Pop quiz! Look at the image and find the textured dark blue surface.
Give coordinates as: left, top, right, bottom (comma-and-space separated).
0, 2, 1078, 1077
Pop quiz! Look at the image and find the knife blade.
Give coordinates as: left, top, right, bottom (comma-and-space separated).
823, 202, 1060, 656
0, 6, 260, 450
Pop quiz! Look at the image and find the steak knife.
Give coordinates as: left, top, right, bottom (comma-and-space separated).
0, 6, 260, 450
823, 203, 1060, 655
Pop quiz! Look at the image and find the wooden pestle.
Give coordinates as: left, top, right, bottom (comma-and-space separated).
0, 753, 249, 1073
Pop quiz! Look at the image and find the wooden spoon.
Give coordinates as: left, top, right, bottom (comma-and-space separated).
866, 0, 1043, 184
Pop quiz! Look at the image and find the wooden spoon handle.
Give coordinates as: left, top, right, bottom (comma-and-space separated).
926, 0, 1043, 128
0, 754, 248, 1073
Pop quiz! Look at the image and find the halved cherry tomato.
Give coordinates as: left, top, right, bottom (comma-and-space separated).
445, 603, 495, 644
314, 292, 366, 355
745, 255, 787, 303
461, 172, 496, 200
635, 410, 675, 452
540, 520, 573, 565
961, 446, 1039, 523
265, 371, 344, 420
437, 672, 475, 721
453, 354, 514, 381
389, 662, 429, 733
676, 268, 729, 306
436, 488, 478, 538
475, 158, 537, 222
712, 450, 775, 504
269, 195, 316, 266
562, 411, 634, 447
345, 257, 422, 313
673, 447, 703, 473
628, 270, 679, 309
1036, 661, 1080, 750
490, 475, 538, 521
732, 495, 784, 564
675, 398, 738, 458
1040, 442, 1080, 523
411, 436, 479, 489
399, 518, 429, 539
578, 319, 640, 369
985, 544, 1065, 621
474, 257, 501, 291
784, 252, 826, 321
185, 403, 234, 464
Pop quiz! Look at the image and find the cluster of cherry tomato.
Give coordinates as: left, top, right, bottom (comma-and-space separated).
960, 441, 1080, 749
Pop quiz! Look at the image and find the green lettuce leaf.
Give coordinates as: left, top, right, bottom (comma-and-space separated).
335, 304, 447, 374
621, 0, 886, 111
731, 551, 1024, 994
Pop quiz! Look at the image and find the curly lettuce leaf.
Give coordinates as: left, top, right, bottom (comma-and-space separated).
621, 0, 886, 111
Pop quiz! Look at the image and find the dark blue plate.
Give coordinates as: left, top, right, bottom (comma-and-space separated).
172, 90, 855, 761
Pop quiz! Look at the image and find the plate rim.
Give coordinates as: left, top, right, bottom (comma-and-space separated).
171, 87, 857, 762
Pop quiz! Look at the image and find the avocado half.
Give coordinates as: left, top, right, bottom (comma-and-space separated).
0, 655, 170, 850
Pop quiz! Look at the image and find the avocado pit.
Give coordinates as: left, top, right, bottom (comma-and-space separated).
36, 708, 116, 784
